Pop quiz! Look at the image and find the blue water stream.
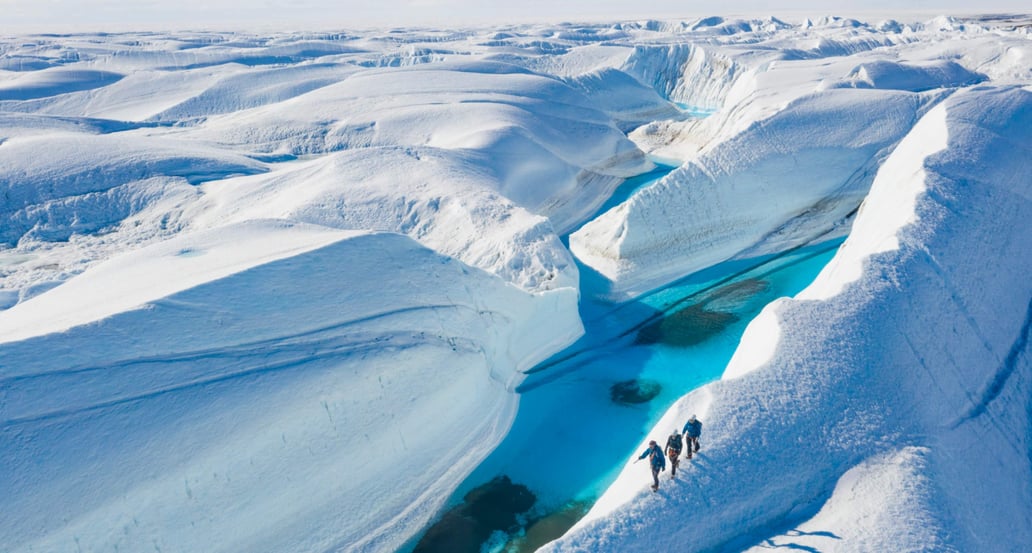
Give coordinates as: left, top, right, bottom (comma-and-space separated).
486, 239, 840, 501
406, 164, 845, 552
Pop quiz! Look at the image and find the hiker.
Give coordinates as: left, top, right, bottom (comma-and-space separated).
682, 414, 702, 459
637, 440, 666, 491
665, 429, 683, 477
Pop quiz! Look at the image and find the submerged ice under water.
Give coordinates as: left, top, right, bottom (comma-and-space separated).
405, 166, 847, 553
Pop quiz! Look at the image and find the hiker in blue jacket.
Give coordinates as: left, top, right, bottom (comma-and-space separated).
637, 440, 666, 491
682, 414, 702, 459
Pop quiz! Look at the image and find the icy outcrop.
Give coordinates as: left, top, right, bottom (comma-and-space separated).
572, 87, 942, 299
572, 20, 1017, 299
546, 85, 1032, 553
562, 67, 681, 131
184, 59, 652, 235
183, 147, 579, 292
0, 223, 581, 553
0, 55, 650, 300
0, 132, 265, 244
831, 59, 985, 91
621, 43, 741, 110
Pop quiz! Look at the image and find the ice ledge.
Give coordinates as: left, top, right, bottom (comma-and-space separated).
544, 85, 1032, 553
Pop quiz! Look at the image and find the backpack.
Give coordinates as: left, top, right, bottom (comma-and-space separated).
667, 433, 683, 452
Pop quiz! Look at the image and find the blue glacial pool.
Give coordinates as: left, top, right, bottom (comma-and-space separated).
405, 164, 846, 553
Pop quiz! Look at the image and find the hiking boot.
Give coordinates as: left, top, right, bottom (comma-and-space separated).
651, 484, 659, 492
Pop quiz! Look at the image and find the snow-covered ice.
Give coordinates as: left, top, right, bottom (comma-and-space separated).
545, 82, 1032, 553
1, 12, 1030, 553
2, 222, 581, 553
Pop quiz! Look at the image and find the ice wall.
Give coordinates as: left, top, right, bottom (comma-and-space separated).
545, 84, 1032, 553
571, 23, 1007, 299
572, 87, 942, 299
0, 224, 582, 553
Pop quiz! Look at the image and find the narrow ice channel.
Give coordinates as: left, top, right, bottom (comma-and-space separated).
405, 165, 845, 553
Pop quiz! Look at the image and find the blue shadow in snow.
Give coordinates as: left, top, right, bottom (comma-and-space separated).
0, 70, 124, 101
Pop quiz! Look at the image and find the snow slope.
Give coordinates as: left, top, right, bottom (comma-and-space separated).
178, 59, 653, 234
1, 221, 580, 553
544, 84, 1032, 553
572, 87, 943, 298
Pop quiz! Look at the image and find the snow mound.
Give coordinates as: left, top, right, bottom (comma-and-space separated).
833, 59, 986, 91
544, 84, 1032, 553
186, 59, 651, 233
1, 52, 651, 303
561, 67, 680, 131
0, 132, 266, 244
0, 222, 581, 553
149, 62, 358, 120
183, 147, 579, 293
0, 220, 353, 342
0, 67, 123, 100
571, 87, 940, 299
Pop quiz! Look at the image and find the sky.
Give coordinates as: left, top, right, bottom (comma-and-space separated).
1, 0, 1028, 32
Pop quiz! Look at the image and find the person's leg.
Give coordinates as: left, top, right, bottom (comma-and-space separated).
694, 436, 700, 452
651, 468, 659, 490
668, 451, 678, 476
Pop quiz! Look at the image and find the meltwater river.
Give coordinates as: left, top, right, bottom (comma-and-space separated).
406, 164, 846, 553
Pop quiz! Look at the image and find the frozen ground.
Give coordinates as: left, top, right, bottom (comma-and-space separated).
1, 12, 1030, 553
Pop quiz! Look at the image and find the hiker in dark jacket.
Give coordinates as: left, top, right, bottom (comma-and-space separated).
682, 414, 702, 459
637, 440, 666, 491
665, 430, 683, 477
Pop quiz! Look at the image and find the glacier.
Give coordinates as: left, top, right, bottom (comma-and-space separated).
1, 12, 1030, 553
547, 83, 1032, 553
